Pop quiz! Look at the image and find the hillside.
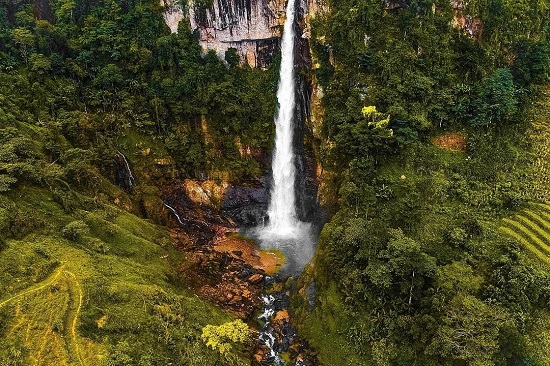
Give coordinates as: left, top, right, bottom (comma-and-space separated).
1, 0, 550, 365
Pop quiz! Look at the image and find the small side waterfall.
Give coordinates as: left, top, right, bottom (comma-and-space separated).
117, 150, 136, 189
163, 203, 184, 226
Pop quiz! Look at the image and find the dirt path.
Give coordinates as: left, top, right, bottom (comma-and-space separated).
0, 266, 64, 308
64, 271, 84, 366
0, 266, 85, 366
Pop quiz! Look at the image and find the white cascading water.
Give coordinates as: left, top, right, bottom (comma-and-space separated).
264, 0, 299, 238
254, 0, 314, 274
254, 3, 316, 363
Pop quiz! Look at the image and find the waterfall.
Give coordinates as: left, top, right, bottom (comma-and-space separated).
164, 203, 184, 226
264, 0, 299, 238
251, 0, 315, 275
252, 3, 318, 363
117, 150, 136, 189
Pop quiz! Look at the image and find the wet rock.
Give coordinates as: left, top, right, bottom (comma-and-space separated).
162, 183, 233, 245
384, 0, 407, 10
238, 266, 254, 280
273, 295, 289, 311
113, 151, 136, 192
248, 273, 264, 284
222, 183, 269, 226
306, 281, 316, 308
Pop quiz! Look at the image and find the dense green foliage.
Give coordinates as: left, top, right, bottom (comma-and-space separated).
296, 0, 550, 365
0, 0, 277, 183
0, 0, 277, 364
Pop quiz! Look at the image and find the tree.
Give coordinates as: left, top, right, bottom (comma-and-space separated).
29, 53, 52, 73
94, 64, 125, 90
426, 294, 508, 365
380, 229, 437, 307
11, 27, 34, 64
225, 48, 239, 69
201, 320, 251, 356
473, 68, 517, 127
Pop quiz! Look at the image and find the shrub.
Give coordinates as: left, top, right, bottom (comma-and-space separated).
0, 175, 17, 192
201, 320, 251, 355
62, 220, 90, 241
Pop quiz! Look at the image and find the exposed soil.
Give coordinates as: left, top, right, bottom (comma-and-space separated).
171, 226, 267, 318
432, 132, 467, 152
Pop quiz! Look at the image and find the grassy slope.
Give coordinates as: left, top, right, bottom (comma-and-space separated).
500, 204, 550, 263
527, 86, 550, 203
0, 183, 248, 365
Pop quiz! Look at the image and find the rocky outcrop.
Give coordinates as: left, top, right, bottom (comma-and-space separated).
222, 181, 269, 226
161, 0, 186, 33
451, 0, 483, 39
188, 0, 286, 67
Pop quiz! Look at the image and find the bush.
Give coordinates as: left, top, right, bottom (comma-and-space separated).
201, 320, 251, 355
62, 220, 90, 241
0, 175, 17, 192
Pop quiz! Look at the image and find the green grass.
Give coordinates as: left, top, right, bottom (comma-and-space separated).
499, 226, 550, 264
516, 215, 550, 243
534, 202, 550, 214
527, 86, 550, 203
522, 210, 550, 232
500, 204, 550, 264
0, 187, 249, 366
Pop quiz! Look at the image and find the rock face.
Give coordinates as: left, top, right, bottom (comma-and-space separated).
189, 0, 285, 67
222, 180, 269, 226
451, 0, 483, 38
160, 0, 327, 67
161, 0, 186, 34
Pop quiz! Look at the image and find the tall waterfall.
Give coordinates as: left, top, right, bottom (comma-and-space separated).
255, 3, 316, 361
252, 0, 314, 275
265, 0, 299, 237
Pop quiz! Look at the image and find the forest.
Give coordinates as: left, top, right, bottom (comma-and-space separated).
0, 0, 550, 365
295, 0, 550, 365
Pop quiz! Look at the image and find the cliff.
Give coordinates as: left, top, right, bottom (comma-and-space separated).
161, 0, 327, 67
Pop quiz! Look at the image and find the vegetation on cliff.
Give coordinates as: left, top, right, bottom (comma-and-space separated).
295, 0, 550, 365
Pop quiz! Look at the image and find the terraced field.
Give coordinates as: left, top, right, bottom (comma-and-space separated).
500, 203, 550, 264
527, 86, 550, 203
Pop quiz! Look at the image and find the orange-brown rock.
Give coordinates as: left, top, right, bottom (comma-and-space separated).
248, 274, 264, 284
213, 234, 285, 275
451, 0, 483, 39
